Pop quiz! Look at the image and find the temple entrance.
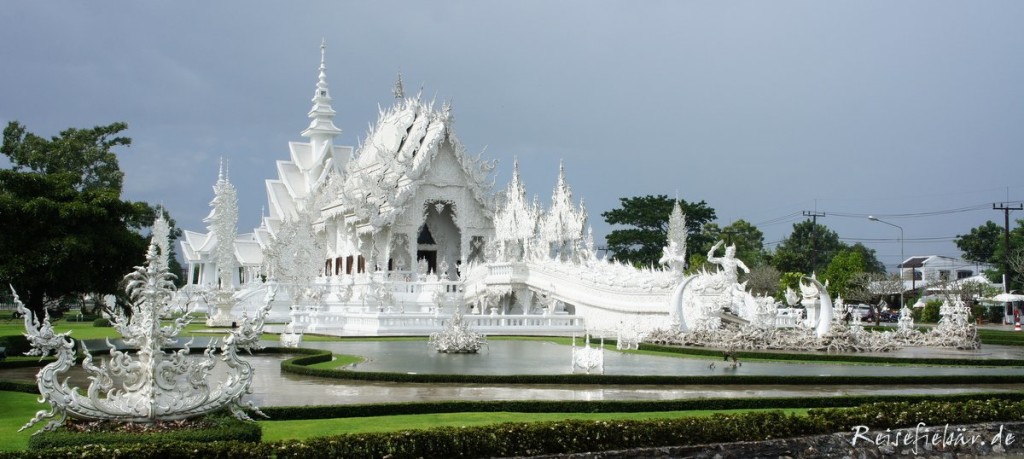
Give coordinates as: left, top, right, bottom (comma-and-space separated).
417, 201, 461, 279
416, 250, 437, 274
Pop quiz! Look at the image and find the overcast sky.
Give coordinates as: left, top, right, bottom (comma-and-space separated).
2, 1, 1023, 270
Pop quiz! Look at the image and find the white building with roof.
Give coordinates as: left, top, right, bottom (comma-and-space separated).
179, 43, 681, 335
899, 255, 995, 293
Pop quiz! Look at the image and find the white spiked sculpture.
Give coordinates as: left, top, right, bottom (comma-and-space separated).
14, 240, 276, 434
428, 308, 486, 353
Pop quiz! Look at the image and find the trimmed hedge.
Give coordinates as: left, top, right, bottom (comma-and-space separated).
3, 398, 1024, 458
279, 349, 1024, 385
27, 412, 261, 450
638, 342, 1024, 367
0, 335, 31, 356
259, 391, 1024, 421
0, 379, 38, 393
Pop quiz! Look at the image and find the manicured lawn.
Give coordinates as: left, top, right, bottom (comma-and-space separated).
257, 408, 808, 442
0, 391, 45, 451
0, 389, 804, 452
0, 321, 225, 342
306, 353, 364, 369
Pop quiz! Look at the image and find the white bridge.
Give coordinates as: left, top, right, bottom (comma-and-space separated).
202, 256, 811, 338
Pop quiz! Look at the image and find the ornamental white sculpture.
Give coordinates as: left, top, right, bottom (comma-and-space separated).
670, 240, 756, 333
14, 240, 275, 434
428, 308, 486, 353
205, 160, 241, 326
658, 202, 688, 275
571, 334, 604, 374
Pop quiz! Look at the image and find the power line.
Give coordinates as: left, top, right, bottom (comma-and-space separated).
994, 202, 1023, 291
839, 236, 956, 243
802, 210, 825, 270
828, 203, 1004, 219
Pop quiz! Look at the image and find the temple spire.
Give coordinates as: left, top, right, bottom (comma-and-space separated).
302, 39, 342, 140
393, 71, 404, 100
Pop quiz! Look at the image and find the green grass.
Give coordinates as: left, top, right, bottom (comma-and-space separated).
257, 408, 807, 442
0, 391, 45, 451
0, 320, 231, 342
306, 354, 364, 369
0, 388, 807, 452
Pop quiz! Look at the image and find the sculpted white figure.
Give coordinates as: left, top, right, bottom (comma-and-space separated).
15, 240, 275, 434
706, 241, 750, 285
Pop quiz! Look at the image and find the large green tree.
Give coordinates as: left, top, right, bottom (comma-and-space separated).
846, 242, 886, 274
954, 221, 1002, 265
769, 220, 844, 275
602, 195, 717, 267
1, 121, 154, 318
955, 219, 1024, 288
821, 248, 867, 298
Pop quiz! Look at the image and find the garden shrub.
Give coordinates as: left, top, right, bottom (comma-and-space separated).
4, 398, 1024, 458
92, 318, 112, 327
0, 335, 31, 356
27, 412, 261, 450
918, 299, 943, 323
259, 392, 1024, 421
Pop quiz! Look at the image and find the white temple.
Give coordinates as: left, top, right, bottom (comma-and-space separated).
179, 43, 689, 336
177, 43, 983, 351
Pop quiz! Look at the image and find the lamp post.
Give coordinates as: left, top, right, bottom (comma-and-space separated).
868, 216, 904, 309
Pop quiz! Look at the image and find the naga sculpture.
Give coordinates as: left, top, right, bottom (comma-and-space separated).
14, 241, 276, 434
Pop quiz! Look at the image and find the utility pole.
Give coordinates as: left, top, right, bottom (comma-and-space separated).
802, 210, 826, 273
994, 202, 1023, 292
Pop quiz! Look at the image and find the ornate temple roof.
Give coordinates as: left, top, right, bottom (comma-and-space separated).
330, 84, 495, 232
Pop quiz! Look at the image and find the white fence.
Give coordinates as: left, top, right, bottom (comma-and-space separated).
288, 311, 585, 336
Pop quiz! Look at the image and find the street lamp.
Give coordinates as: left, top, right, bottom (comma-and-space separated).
868, 216, 905, 309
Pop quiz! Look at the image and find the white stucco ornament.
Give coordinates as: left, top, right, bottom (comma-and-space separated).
14, 240, 275, 434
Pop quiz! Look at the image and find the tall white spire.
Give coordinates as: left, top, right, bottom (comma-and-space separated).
301, 38, 342, 140
392, 71, 404, 100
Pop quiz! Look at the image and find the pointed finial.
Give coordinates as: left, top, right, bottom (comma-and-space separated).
218, 157, 224, 181
320, 38, 326, 69
393, 71, 404, 100
442, 99, 453, 122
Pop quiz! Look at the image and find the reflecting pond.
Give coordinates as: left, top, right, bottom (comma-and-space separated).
4, 338, 1023, 407
300, 339, 1024, 377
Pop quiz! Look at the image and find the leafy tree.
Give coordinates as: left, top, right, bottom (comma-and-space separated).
821, 248, 866, 298
956, 219, 1024, 289
0, 121, 153, 319
846, 272, 905, 324
743, 264, 780, 297
770, 220, 845, 275
2, 121, 128, 192
955, 221, 1002, 264
845, 242, 885, 274
777, 271, 806, 303
706, 219, 766, 267
602, 195, 716, 267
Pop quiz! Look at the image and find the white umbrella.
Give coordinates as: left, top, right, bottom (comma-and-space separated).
990, 293, 1024, 302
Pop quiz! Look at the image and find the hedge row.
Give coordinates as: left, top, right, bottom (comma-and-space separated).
637, 342, 1024, 366
0, 379, 38, 393
259, 391, 1024, 421
280, 349, 1024, 385
5, 398, 1024, 458
27, 412, 262, 450
0, 335, 31, 356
